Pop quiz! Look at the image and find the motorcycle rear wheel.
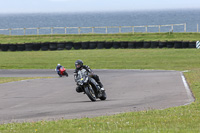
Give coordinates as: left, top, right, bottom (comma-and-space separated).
64, 71, 68, 77
85, 84, 96, 102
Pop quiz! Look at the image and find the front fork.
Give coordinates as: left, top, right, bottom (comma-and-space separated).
89, 78, 103, 98
89, 78, 101, 91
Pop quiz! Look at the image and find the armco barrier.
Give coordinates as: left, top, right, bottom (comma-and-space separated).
0, 41, 198, 51
81, 42, 89, 49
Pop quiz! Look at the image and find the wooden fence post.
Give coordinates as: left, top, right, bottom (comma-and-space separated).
24, 28, 26, 35
145, 25, 148, 33
51, 27, 53, 34
9, 28, 11, 36
171, 24, 174, 32
78, 27, 81, 34
37, 28, 39, 35
65, 27, 67, 34
119, 26, 121, 33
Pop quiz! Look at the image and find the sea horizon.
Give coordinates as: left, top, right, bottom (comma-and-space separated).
0, 9, 200, 34
0, 8, 199, 15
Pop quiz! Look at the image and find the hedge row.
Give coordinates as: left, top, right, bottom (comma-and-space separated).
0, 41, 197, 51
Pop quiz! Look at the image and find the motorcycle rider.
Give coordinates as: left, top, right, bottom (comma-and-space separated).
55, 63, 63, 77
74, 60, 105, 93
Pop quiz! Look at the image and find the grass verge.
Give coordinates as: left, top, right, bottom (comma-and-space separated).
0, 49, 200, 132
0, 77, 53, 84
0, 32, 200, 44
0, 49, 199, 70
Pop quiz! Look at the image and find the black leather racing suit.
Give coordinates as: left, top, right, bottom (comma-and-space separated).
74, 65, 103, 93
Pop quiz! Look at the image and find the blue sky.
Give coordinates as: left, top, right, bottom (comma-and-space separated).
1, 0, 200, 13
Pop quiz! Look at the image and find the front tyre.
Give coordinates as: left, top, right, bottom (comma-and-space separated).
85, 84, 96, 101
100, 91, 107, 100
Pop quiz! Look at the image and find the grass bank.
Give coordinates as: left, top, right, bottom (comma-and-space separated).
0, 77, 52, 84
0, 49, 199, 70
0, 49, 200, 132
0, 32, 200, 44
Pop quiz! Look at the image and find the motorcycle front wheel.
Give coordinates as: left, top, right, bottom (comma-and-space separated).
100, 91, 107, 100
85, 84, 96, 102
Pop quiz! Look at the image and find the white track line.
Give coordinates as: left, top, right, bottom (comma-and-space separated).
180, 72, 195, 105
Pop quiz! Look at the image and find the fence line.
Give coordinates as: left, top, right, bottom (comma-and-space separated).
0, 23, 187, 35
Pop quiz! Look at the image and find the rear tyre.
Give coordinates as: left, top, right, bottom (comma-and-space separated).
58, 73, 62, 77
85, 85, 96, 101
64, 71, 68, 77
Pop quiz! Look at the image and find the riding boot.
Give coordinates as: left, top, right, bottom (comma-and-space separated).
97, 81, 103, 88
58, 72, 62, 77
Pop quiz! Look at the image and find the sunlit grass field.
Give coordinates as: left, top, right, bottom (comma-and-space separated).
0, 49, 200, 132
0, 49, 200, 70
0, 77, 52, 84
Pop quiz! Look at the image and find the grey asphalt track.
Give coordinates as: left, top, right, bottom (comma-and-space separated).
0, 69, 194, 124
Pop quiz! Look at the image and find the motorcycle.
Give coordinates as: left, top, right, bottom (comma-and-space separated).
56, 67, 68, 77
75, 69, 106, 102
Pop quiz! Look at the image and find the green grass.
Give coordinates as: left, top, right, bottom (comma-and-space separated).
0, 49, 199, 70
0, 77, 53, 84
1, 32, 200, 44
1, 49, 200, 132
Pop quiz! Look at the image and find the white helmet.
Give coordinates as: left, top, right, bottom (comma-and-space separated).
57, 64, 61, 66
